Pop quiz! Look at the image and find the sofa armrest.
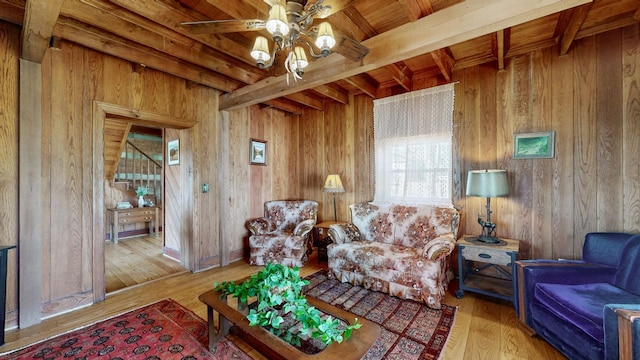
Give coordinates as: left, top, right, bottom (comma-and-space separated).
422, 234, 455, 260
294, 219, 315, 237
328, 223, 362, 244
247, 217, 276, 235
604, 304, 640, 360
515, 261, 617, 327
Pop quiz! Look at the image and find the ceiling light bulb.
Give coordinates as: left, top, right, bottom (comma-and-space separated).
315, 22, 336, 55
266, 4, 289, 39
250, 36, 270, 67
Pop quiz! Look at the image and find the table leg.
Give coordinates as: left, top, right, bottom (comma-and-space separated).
206, 306, 232, 351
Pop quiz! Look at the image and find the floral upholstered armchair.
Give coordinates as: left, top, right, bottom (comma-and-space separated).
247, 200, 318, 267
327, 202, 460, 309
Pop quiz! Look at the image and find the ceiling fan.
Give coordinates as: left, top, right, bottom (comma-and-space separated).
182, 0, 369, 79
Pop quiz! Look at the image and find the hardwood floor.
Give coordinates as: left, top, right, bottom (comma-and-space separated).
105, 234, 188, 293
1, 251, 566, 359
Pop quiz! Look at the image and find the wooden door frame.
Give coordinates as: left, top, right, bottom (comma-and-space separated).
92, 101, 197, 302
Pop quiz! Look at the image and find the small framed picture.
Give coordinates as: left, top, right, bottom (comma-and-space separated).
167, 139, 180, 165
250, 138, 267, 166
513, 131, 555, 159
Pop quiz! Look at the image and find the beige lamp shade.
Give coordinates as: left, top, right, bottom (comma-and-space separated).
250, 36, 270, 61
323, 174, 345, 193
315, 22, 336, 50
266, 4, 289, 36
466, 170, 509, 197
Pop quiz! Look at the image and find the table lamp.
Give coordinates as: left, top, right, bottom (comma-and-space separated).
323, 174, 345, 221
466, 169, 509, 244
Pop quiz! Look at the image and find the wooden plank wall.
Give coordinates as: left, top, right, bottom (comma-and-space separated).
1, 18, 640, 326
0, 19, 224, 322
456, 26, 640, 260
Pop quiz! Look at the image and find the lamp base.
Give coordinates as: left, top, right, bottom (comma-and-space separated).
477, 235, 501, 244
465, 236, 507, 246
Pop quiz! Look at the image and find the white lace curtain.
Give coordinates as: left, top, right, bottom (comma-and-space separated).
373, 83, 455, 206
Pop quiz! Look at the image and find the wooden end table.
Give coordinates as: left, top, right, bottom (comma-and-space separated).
456, 235, 519, 303
312, 221, 342, 263
199, 287, 380, 360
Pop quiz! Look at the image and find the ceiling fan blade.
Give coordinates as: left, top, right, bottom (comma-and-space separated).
181, 19, 266, 34
308, 0, 355, 19
333, 31, 369, 61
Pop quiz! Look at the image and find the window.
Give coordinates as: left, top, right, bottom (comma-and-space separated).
373, 84, 455, 206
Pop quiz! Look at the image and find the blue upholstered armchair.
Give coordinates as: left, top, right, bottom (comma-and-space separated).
516, 232, 640, 360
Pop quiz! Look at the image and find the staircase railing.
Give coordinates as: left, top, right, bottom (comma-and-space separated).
114, 141, 162, 200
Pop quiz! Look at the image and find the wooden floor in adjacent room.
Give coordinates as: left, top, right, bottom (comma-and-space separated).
105, 234, 188, 293
2, 250, 566, 360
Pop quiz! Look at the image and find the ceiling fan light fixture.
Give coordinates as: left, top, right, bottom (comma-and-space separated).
315, 22, 336, 55
250, 36, 271, 66
266, 4, 290, 38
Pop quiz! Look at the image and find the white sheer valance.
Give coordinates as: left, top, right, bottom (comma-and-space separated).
373, 83, 455, 206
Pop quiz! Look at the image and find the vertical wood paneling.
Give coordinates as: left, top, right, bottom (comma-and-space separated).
550, 48, 576, 260
622, 26, 640, 232
50, 42, 84, 300
596, 29, 623, 231
573, 35, 598, 257
529, 48, 553, 259
511, 55, 533, 257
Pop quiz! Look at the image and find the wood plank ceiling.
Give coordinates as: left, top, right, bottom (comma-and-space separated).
2, 0, 639, 114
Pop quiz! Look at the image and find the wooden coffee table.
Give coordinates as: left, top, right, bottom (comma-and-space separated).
199, 288, 381, 360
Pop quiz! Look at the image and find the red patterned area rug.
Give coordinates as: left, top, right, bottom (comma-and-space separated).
304, 271, 457, 360
1, 299, 251, 360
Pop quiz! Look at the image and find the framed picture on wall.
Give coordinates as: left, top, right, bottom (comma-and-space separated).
167, 139, 180, 165
250, 138, 267, 166
513, 131, 555, 159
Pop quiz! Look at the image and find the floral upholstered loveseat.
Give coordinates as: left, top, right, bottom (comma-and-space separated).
247, 200, 318, 267
327, 202, 460, 309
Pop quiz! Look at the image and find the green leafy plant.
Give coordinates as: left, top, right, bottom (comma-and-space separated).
214, 263, 361, 347
135, 186, 149, 197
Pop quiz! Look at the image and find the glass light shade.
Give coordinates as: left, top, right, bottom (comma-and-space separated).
315, 22, 336, 50
293, 47, 308, 70
466, 170, 509, 198
265, 4, 289, 37
323, 174, 345, 193
250, 36, 270, 61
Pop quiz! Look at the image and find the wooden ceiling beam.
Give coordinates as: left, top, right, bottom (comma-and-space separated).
556, 3, 592, 55
285, 92, 324, 110
107, 0, 256, 66
344, 74, 378, 98
492, 28, 510, 70
385, 64, 413, 91
400, 0, 424, 21
195, 0, 269, 20
263, 99, 304, 115
0, 1, 25, 25
61, 0, 264, 85
21, 0, 65, 62
312, 84, 349, 104
430, 48, 455, 81
53, 16, 244, 92
220, 0, 593, 111
575, 15, 639, 40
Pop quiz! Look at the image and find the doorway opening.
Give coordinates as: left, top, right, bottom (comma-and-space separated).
104, 125, 186, 294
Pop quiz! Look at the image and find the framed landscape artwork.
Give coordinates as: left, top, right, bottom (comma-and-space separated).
513, 131, 555, 159
167, 139, 180, 165
250, 138, 267, 165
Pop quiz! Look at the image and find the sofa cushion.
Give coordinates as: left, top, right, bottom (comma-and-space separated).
535, 282, 640, 341
350, 203, 458, 249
